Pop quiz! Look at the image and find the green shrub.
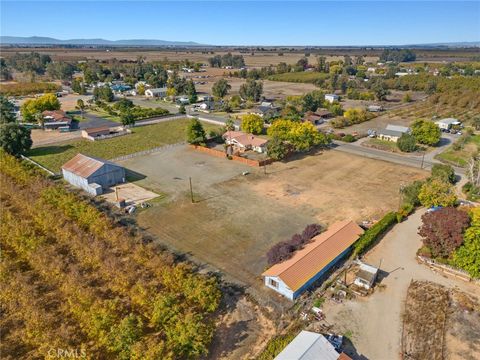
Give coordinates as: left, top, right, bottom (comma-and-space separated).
352, 212, 397, 257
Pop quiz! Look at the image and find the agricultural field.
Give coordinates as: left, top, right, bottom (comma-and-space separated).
267, 71, 330, 84
118, 146, 427, 300
0, 81, 61, 96
0, 152, 221, 359
26, 118, 221, 172
436, 134, 480, 167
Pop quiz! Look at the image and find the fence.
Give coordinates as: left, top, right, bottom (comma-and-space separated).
133, 114, 185, 127
110, 142, 185, 162
417, 255, 475, 283
188, 145, 274, 167
20, 155, 58, 176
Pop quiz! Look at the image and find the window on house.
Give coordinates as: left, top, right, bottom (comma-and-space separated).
269, 279, 279, 288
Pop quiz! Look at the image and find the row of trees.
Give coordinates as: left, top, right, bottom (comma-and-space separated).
0, 96, 33, 156
208, 53, 245, 68
0, 152, 222, 359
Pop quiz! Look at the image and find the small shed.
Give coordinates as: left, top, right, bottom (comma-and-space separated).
325, 94, 339, 103
82, 126, 110, 140
354, 263, 379, 290
62, 154, 125, 196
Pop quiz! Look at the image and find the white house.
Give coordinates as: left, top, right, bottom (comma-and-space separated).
354, 262, 379, 290
275, 331, 349, 360
377, 124, 411, 142
435, 118, 461, 130
262, 220, 364, 300
145, 87, 167, 98
325, 94, 339, 103
386, 124, 411, 134
223, 130, 268, 153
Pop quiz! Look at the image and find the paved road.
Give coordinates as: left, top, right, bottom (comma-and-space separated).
331, 137, 465, 176
325, 210, 479, 360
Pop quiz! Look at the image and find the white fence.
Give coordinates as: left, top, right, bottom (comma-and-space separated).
110, 142, 186, 162
20, 155, 58, 176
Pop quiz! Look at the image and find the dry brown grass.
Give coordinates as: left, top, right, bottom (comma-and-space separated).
402, 281, 449, 360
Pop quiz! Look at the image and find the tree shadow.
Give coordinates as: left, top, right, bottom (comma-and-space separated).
27, 144, 74, 156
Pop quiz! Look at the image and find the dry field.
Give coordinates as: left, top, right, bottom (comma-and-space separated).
0, 47, 379, 66
119, 146, 427, 299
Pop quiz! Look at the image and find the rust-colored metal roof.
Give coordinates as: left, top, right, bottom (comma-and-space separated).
84, 126, 110, 135
61, 153, 107, 178
263, 220, 364, 292
338, 352, 353, 360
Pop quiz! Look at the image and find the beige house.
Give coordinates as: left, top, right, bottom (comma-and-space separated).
222, 130, 269, 153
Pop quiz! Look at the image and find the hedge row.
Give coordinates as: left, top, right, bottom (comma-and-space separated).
352, 211, 398, 257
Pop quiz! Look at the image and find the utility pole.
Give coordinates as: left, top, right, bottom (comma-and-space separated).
420, 153, 425, 169
264, 163, 267, 175
189, 177, 194, 203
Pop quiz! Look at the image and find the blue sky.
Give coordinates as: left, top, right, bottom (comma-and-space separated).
1, 1, 479, 45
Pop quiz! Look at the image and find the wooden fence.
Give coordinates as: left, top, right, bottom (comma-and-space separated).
188, 145, 274, 167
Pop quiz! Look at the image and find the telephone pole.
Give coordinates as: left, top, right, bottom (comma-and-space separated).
189, 177, 194, 203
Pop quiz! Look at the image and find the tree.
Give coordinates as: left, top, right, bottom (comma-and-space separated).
241, 114, 263, 135
288, 122, 327, 152
472, 116, 480, 131
93, 85, 114, 102
21, 93, 61, 121
120, 110, 135, 127
0, 96, 17, 124
401, 180, 424, 206
397, 133, 417, 152
0, 123, 32, 155
418, 179, 457, 208
344, 108, 368, 123
419, 207, 470, 258
431, 164, 456, 184
224, 117, 235, 131
186, 118, 206, 145
212, 79, 231, 98
178, 104, 186, 114
136, 83, 146, 96
185, 80, 197, 103
266, 136, 288, 160
76, 99, 86, 119
72, 79, 86, 95
372, 80, 390, 101
411, 119, 441, 146
239, 79, 263, 102
452, 207, 480, 278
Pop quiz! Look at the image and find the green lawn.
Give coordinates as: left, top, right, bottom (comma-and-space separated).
88, 110, 122, 122
267, 71, 330, 84
436, 134, 480, 167
27, 119, 221, 172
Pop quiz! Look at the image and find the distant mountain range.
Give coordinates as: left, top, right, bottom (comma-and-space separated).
0, 36, 202, 46
0, 36, 478, 48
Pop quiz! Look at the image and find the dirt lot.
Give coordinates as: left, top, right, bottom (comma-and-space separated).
101, 183, 159, 206
119, 146, 427, 297
323, 210, 480, 360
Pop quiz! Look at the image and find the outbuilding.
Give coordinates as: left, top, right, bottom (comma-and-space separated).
274, 331, 351, 360
62, 154, 125, 196
145, 87, 167, 98
262, 220, 364, 300
325, 94, 339, 103
354, 262, 379, 290
435, 118, 461, 130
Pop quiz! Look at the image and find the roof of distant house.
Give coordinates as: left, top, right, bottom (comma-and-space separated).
436, 118, 461, 125
62, 153, 120, 178
223, 130, 268, 147
315, 109, 333, 117
83, 126, 110, 135
274, 331, 341, 360
378, 129, 404, 138
385, 124, 410, 133
42, 110, 71, 123
263, 220, 364, 292
147, 87, 167, 93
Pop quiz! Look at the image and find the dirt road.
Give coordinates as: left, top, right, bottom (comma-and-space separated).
325, 210, 479, 360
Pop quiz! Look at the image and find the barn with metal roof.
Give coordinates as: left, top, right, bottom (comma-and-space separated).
61, 153, 125, 196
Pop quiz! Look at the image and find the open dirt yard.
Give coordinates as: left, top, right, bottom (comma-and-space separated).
101, 182, 159, 206
118, 146, 427, 299
323, 210, 480, 360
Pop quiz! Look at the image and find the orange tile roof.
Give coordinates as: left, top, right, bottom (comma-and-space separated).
262, 220, 364, 291
338, 352, 353, 360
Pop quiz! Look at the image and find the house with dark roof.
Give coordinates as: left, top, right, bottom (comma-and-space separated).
303, 109, 333, 124
262, 220, 364, 300
42, 110, 72, 130
61, 154, 125, 196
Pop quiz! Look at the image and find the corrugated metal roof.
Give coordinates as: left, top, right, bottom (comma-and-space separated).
385, 124, 410, 133
275, 331, 340, 360
62, 153, 118, 178
263, 220, 364, 292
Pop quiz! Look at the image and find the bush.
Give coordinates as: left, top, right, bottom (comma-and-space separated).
419, 207, 470, 258
401, 180, 424, 207
397, 133, 417, 152
418, 179, 457, 208
267, 224, 322, 265
352, 212, 397, 257
241, 114, 264, 134
462, 182, 480, 202
431, 164, 456, 184
341, 134, 356, 143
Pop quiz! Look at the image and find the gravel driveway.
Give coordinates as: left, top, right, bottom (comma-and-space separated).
324, 209, 479, 360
